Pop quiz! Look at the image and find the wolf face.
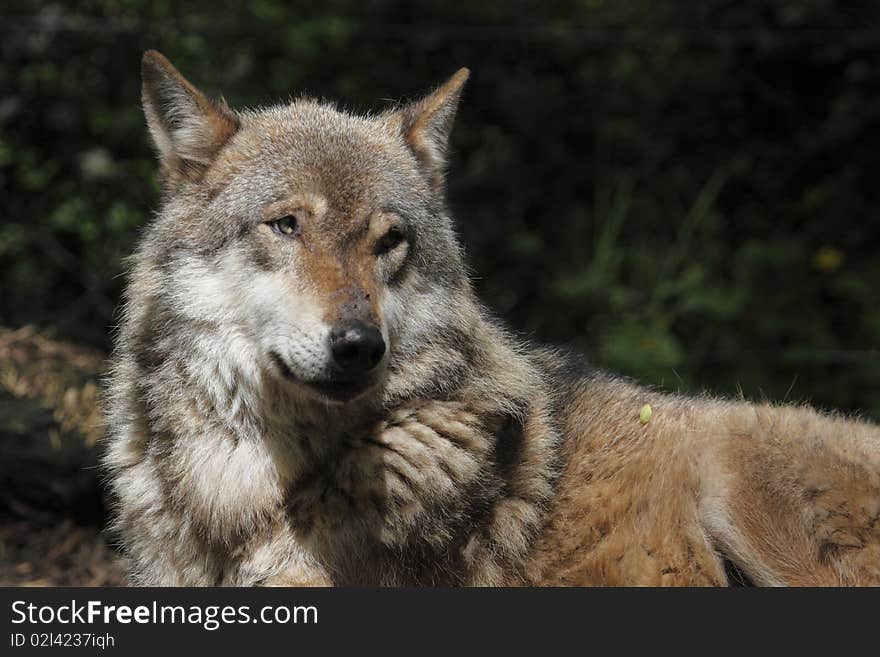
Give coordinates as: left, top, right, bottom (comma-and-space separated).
140, 51, 472, 403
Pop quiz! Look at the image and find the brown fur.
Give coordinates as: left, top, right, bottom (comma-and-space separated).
525, 371, 880, 585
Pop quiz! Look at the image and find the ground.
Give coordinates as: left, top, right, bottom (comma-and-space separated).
0, 519, 124, 586
0, 326, 125, 586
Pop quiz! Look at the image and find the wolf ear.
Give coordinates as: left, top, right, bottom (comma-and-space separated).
396, 68, 470, 191
141, 50, 239, 186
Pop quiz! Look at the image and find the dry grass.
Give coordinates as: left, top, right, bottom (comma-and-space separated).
0, 325, 125, 586
0, 325, 105, 445
0, 519, 125, 586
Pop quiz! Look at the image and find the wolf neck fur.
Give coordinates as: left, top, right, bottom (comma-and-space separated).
136, 288, 561, 584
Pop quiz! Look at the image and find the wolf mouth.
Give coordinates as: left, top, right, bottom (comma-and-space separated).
269, 351, 373, 402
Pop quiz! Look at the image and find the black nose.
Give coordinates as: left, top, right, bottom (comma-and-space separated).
329, 320, 386, 376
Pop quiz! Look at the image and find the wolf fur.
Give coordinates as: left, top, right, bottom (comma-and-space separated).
104, 51, 880, 586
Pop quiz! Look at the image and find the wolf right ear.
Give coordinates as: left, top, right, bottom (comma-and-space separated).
141, 50, 239, 186
395, 68, 470, 192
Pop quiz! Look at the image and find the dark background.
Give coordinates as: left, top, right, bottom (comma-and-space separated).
1, 1, 879, 584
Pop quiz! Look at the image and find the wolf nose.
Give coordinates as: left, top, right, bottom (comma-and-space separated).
329, 320, 386, 375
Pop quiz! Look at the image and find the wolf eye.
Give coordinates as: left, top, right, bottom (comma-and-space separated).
375, 227, 405, 255
269, 215, 299, 237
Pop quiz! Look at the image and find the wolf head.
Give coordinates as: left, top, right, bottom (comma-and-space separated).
138, 51, 476, 404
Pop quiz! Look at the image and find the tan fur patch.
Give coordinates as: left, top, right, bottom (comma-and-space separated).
525, 376, 880, 586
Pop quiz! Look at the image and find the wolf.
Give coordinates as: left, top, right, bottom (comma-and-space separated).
104, 50, 880, 586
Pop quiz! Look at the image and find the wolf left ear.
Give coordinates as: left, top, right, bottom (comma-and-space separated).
396, 68, 470, 192
141, 50, 239, 187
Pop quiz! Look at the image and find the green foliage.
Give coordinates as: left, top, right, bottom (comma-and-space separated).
1, 1, 878, 418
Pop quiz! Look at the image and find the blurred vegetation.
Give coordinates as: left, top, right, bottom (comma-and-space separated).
1, 0, 879, 419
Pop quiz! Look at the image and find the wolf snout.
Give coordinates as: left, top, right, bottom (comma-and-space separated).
329, 320, 386, 375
